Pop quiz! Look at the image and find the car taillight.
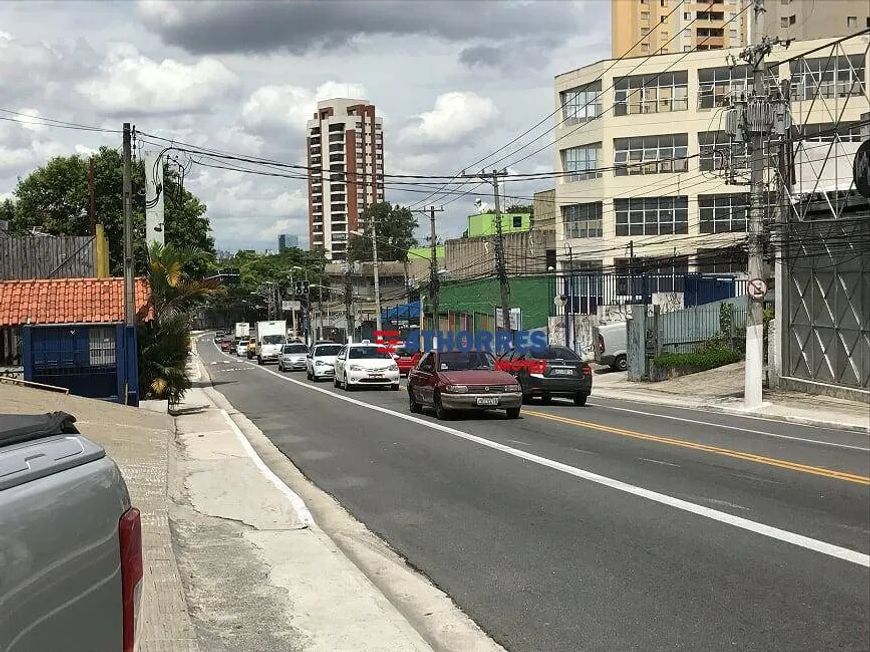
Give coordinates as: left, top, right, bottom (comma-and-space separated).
597, 333, 605, 353
582, 364, 592, 375
119, 507, 143, 652
529, 359, 548, 375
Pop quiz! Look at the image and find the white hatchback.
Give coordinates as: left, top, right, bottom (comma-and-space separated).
333, 344, 400, 391
306, 343, 343, 381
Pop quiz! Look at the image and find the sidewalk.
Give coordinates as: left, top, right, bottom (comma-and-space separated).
591, 361, 869, 433
0, 381, 199, 652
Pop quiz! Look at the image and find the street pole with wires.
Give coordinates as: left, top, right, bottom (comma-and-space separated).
122, 123, 135, 326
344, 262, 354, 344
371, 214, 382, 333
462, 169, 510, 337
411, 206, 445, 333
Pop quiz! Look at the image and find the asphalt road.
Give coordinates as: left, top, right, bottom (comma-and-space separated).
198, 337, 870, 652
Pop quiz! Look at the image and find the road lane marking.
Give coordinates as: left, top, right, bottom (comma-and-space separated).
200, 338, 870, 568
640, 458, 681, 468
523, 410, 870, 486
586, 402, 869, 451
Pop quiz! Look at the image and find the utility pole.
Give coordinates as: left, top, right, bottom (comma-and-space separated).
371, 215, 382, 333
344, 262, 354, 344
463, 169, 510, 335
88, 158, 96, 235
144, 149, 165, 247
122, 123, 134, 326
729, 0, 789, 410
411, 206, 444, 332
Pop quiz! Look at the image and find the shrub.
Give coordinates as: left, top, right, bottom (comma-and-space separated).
653, 347, 743, 372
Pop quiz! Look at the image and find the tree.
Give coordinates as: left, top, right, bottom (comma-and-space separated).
137, 243, 216, 405
347, 202, 418, 262
10, 147, 215, 278
504, 203, 533, 216
0, 198, 14, 226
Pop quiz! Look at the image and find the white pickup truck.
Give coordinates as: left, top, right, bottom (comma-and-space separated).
0, 412, 143, 652
255, 320, 287, 365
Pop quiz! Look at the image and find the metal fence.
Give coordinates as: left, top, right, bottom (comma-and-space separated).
657, 300, 748, 354
549, 273, 747, 316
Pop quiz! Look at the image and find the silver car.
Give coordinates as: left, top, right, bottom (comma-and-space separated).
278, 343, 309, 372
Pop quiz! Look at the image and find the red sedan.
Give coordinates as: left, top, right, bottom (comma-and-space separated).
392, 346, 421, 376
407, 350, 522, 420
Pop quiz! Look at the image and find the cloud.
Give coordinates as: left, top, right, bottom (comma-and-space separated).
139, 0, 580, 56
242, 81, 367, 138
400, 91, 498, 146
76, 44, 238, 116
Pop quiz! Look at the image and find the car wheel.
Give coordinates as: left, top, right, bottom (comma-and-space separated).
613, 355, 627, 372
258, 356, 263, 365
506, 407, 521, 419
409, 390, 422, 413
574, 392, 588, 407
345, 379, 355, 391
333, 376, 339, 388
434, 392, 450, 420
391, 383, 400, 391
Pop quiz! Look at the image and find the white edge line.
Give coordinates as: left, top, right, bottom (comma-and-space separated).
203, 338, 870, 568
586, 402, 870, 452
217, 398, 315, 528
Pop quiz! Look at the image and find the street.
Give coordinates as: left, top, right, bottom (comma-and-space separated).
198, 337, 869, 652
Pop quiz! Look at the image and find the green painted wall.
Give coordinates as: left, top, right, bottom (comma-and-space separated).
466, 212, 531, 237
408, 245, 444, 261
432, 276, 550, 330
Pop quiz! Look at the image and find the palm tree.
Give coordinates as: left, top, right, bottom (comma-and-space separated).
137, 243, 215, 405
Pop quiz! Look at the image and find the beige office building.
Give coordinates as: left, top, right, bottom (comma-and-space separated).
553, 36, 869, 277
306, 98, 384, 261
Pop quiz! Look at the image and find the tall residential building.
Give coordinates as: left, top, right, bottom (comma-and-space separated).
278, 233, 299, 252
612, 0, 749, 58
762, 0, 870, 41
553, 36, 868, 277
306, 98, 384, 261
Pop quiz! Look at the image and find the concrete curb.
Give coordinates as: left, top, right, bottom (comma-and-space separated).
591, 387, 870, 434
193, 345, 506, 652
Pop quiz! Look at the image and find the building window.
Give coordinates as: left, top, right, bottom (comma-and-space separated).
561, 143, 601, 181
698, 63, 779, 109
660, 14, 667, 23
683, 11, 691, 19
641, 10, 649, 20
790, 54, 867, 100
846, 16, 857, 27
614, 134, 688, 175
615, 196, 688, 236
562, 203, 603, 238
699, 194, 748, 233
512, 215, 523, 228
560, 81, 602, 124
661, 31, 668, 39
641, 26, 650, 35
614, 71, 688, 115
800, 122, 865, 142
641, 43, 650, 53
696, 247, 747, 274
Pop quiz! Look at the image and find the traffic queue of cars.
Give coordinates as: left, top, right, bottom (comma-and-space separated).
215, 332, 593, 421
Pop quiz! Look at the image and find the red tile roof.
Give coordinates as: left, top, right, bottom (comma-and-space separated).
0, 277, 151, 326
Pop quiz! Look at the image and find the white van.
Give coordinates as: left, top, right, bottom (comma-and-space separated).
594, 322, 628, 371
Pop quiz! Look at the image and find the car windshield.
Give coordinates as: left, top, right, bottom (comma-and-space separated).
394, 347, 412, 357
531, 347, 580, 360
315, 345, 342, 356
349, 347, 392, 359
438, 351, 495, 371
262, 335, 284, 345
283, 344, 307, 353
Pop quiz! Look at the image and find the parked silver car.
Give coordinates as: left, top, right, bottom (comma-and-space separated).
278, 343, 309, 372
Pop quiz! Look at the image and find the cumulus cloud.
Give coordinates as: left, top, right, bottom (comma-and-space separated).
242, 81, 367, 137
400, 91, 499, 146
138, 0, 581, 56
76, 44, 238, 116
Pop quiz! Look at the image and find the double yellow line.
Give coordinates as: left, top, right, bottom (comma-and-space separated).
523, 410, 870, 486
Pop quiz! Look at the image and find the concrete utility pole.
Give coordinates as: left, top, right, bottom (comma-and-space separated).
463, 169, 511, 335
144, 150, 165, 247
371, 215, 382, 333
88, 158, 96, 236
122, 123, 135, 326
411, 206, 444, 332
344, 262, 354, 344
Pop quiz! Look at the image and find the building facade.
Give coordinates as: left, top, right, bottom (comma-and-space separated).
306, 98, 384, 261
762, 0, 869, 42
465, 211, 532, 237
553, 36, 868, 277
278, 234, 299, 252
612, 0, 749, 58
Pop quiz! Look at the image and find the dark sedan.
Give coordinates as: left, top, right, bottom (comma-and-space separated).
498, 345, 592, 406
408, 350, 522, 420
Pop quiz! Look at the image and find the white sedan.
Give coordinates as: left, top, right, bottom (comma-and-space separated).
235, 341, 247, 356
306, 342, 343, 381
333, 343, 400, 391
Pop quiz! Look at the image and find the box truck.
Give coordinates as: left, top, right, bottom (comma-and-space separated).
255, 320, 287, 365
234, 322, 250, 339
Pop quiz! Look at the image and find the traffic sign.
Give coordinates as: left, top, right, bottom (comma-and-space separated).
282, 300, 301, 311
747, 278, 767, 300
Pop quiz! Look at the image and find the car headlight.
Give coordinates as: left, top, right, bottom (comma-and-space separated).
388, 364, 399, 371
506, 384, 521, 392
445, 385, 468, 393
349, 364, 364, 371
314, 359, 325, 366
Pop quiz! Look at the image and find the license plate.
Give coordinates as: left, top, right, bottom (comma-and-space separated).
476, 397, 499, 406
369, 373, 383, 378
552, 368, 574, 375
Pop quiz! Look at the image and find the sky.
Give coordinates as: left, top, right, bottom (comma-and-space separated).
0, 0, 610, 252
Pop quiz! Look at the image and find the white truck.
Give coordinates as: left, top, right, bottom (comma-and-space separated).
255, 320, 287, 365
234, 322, 250, 339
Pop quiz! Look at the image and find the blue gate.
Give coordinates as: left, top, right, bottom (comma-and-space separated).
22, 323, 139, 405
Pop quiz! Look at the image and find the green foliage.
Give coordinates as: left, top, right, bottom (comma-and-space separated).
9, 147, 215, 278
719, 302, 735, 337
504, 203, 533, 215
653, 347, 743, 372
347, 202, 418, 262
0, 198, 14, 224
138, 243, 216, 404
